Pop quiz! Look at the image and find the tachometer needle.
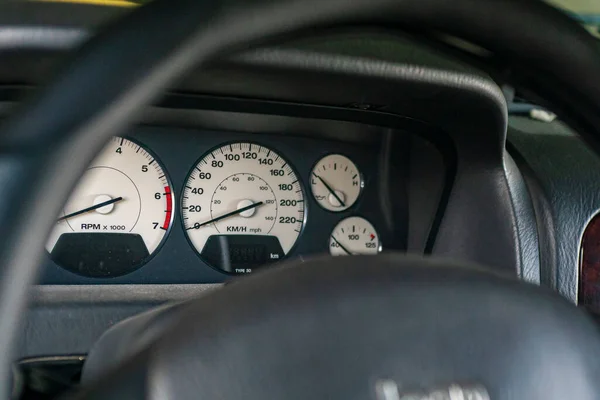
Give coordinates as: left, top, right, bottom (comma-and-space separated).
331, 235, 353, 255
57, 197, 124, 222
312, 173, 345, 207
187, 201, 264, 230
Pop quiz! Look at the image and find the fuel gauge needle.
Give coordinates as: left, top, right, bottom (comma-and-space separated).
57, 197, 123, 222
312, 173, 345, 208
331, 235, 353, 255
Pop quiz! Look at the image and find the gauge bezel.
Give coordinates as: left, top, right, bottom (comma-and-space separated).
329, 214, 382, 256
180, 140, 308, 275
309, 152, 365, 213
48, 135, 176, 278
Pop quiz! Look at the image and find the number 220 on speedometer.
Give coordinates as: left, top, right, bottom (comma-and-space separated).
181, 142, 305, 274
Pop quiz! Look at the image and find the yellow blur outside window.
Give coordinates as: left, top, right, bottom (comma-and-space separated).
33, 0, 141, 6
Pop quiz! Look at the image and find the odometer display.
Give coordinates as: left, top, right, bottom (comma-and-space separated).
182, 142, 305, 274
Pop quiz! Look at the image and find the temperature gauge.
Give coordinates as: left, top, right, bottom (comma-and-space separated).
329, 216, 381, 256
310, 154, 362, 212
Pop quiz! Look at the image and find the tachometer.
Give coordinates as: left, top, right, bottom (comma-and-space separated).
182, 142, 305, 274
46, 137, 174, 277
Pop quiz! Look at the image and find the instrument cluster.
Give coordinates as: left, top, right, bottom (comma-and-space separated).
44, 129, 390, 282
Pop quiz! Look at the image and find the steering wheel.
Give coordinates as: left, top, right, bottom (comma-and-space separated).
1, 0, 600, 398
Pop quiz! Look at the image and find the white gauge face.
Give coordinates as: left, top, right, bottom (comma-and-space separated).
182, 142, 305, 274
310, 154, 363, 212
46, 137, 174, 277
330, 217, 381, 256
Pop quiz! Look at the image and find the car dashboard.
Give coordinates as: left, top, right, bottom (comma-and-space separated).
43, 126, 412, 284
1, 0, 576, 373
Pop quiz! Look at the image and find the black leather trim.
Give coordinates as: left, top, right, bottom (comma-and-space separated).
506, 136, 558, 291
508, 118, 600, 302
504, 151, 540, 284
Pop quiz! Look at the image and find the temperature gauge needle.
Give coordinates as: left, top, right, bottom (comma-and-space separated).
188, 201, 264, 230
331, 235, 353, 255
312, 173, 345, 207
57, 196, 123, 222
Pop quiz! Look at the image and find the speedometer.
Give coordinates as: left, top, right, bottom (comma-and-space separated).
181, 142, 305, 274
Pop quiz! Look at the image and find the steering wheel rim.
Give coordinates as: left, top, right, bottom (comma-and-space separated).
0, 0, 598, 397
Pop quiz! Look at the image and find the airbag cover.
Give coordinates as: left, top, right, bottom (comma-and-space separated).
81, 255, 600, 399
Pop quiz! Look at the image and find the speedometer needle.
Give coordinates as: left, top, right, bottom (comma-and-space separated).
312, 173, 345, 207
57, 197, 124, 221
187, 201, 264, 230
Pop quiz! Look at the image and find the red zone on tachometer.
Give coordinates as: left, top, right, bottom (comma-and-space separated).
163, 186, 173, 230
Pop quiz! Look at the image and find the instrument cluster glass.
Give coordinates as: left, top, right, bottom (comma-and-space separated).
47, 136, 383, 279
